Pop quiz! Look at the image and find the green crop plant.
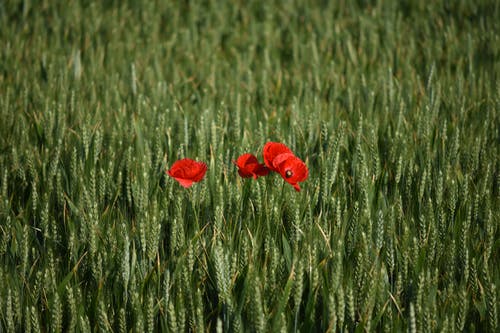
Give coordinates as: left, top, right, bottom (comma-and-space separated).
0, 0, 499, 332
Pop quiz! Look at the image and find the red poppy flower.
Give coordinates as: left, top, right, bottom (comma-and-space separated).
263, 142, 293, 172
274, 154, 308, 192
167, 158, 207, 188
233, 153, 269, 179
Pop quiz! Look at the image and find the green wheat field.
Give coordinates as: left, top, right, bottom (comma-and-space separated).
1, 1, 499, 332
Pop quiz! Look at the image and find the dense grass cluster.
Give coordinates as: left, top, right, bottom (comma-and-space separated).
1, 1, 499, 332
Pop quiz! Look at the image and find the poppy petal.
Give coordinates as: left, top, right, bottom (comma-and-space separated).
236, 153, 259, 166
175, 178, 195, 188
275, 155, 308, 189
254, 164, 270, 177
167, 158, 207, 187
190, 163, 208, 182
263, 142, 293, 171
234, 153, 269, 179
271, 152, 296, 169
237, 168, 253, 178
